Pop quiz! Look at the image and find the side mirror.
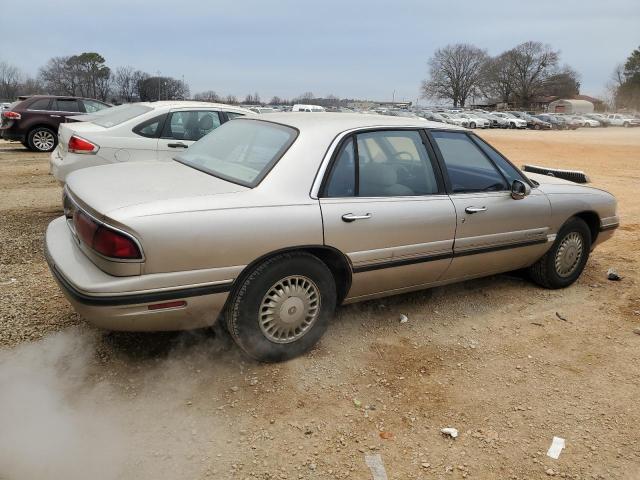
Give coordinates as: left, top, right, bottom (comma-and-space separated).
511, 179, 531, 200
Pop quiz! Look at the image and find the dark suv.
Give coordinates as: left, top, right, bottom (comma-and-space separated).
0, 95, 110, 152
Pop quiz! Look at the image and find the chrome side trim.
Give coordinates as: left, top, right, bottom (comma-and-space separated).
600, 215, 620, 231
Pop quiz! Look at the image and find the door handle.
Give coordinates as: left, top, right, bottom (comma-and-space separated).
50, 115, 61, 118
167, 142, 188, 148
342, 213, 372, 222
465, 206, 487, 214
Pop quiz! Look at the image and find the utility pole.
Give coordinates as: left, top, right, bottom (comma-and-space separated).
157, 70, 161, 101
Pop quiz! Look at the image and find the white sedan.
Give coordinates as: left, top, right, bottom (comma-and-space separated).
50, 101, 254, 183
439, 112, 469, 127
457, 113, 490, 129
491, 112, 527, 129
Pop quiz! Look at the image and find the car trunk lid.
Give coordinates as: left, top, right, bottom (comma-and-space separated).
65, 161, 248, 217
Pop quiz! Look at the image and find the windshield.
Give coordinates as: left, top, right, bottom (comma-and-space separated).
175, 119, 297, 187
92, 104, 153, 128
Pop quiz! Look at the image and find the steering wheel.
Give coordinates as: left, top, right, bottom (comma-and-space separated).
392, 151, 414, 161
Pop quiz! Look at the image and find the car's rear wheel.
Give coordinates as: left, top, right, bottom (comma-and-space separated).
623, 121, 630, 128
469, 122, 476, 129
528, 217, 591, 289
27, 127, 57, 152
225, 252, 336, 362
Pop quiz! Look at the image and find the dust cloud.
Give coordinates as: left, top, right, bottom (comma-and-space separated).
0, 327, 240, 480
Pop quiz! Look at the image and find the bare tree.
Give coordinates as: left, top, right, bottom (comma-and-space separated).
138, 76, 188, 101
0, 61, 22, 100
40, 52, 111, 100
269, 96, 282, 105
480, 51, 516, 104
194, 90, 221, 102
225, 94, 238, 105
542, 66, 580, 98
113, 66, 145, 102
421, 44, 488, 107
39, 56, 76, 95
507, 41, 559, 107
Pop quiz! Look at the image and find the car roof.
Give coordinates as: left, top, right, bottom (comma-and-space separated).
136, 100, 252, 111
236, 112, 464, 134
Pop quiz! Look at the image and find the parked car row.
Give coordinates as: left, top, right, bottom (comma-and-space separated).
407, 108, 640, 130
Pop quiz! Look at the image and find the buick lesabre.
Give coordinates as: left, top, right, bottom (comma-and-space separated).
45, 114, 619, 361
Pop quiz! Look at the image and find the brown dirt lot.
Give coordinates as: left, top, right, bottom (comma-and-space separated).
0, 128, 639, 480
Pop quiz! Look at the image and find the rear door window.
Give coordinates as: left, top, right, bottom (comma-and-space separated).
53, 99, 81, 112
162, 111, 222, 141
323, 130, 440, 198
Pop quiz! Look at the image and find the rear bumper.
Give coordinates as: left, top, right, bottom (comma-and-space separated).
45, 216, 231, 331
1, 129, 24, 142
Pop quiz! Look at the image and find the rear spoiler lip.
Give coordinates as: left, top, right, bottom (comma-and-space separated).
522, 164, 590, 184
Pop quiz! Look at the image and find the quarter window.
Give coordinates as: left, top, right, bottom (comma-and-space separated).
133, 114, 166, 138
226, 112, 245, 120
82, 99, 109, 113
162, 111, 222, 141
431, 131, 508, 193
324, 130, 439, 197
53, 99, 80, 112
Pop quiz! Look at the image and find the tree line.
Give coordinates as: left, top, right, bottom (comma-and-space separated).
609, 46, 640, 111
0, 52, 347, 107
0, 52, 189, 103
421, 41, 581, 108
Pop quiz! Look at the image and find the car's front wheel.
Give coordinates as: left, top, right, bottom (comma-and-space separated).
27, 127, 57, 152
528, 217, 591, 289
225, 252, 336, 362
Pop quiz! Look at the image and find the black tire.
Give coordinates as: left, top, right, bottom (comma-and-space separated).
225, 252, 336, 362
623, 122, 629, 128
27, 127, 57, 152
528, 217, 591, 289
509, 122, 516, 129
469, 122, 476, 129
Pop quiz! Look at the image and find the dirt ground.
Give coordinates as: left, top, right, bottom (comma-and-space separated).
0, 128, 639, 480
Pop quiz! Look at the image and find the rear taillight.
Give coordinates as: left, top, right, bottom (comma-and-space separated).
2, 111, 21, 120
72, 210, 141, 260
68, 135, 99, 154
93, 227, 141, 259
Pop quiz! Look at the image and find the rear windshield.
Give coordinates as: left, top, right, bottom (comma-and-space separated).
92, 104, 152, 128
175, 119, 297, 187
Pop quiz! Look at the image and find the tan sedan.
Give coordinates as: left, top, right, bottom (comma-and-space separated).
45, 114, 619, 361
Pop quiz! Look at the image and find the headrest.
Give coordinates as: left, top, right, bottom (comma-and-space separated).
361, 162, 397, 187
199, 115, 214, 130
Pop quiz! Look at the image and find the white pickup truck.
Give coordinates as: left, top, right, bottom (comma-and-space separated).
606, 114, 640, 127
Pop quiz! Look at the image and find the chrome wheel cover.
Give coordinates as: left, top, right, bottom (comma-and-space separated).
259, 275, 321, 344
554, 231, 583, 277
32, 130, 55, 151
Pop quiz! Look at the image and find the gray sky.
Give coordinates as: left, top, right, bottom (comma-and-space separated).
2, 0, 638, 102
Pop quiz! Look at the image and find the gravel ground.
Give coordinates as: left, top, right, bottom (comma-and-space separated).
0, 129, 639, 480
